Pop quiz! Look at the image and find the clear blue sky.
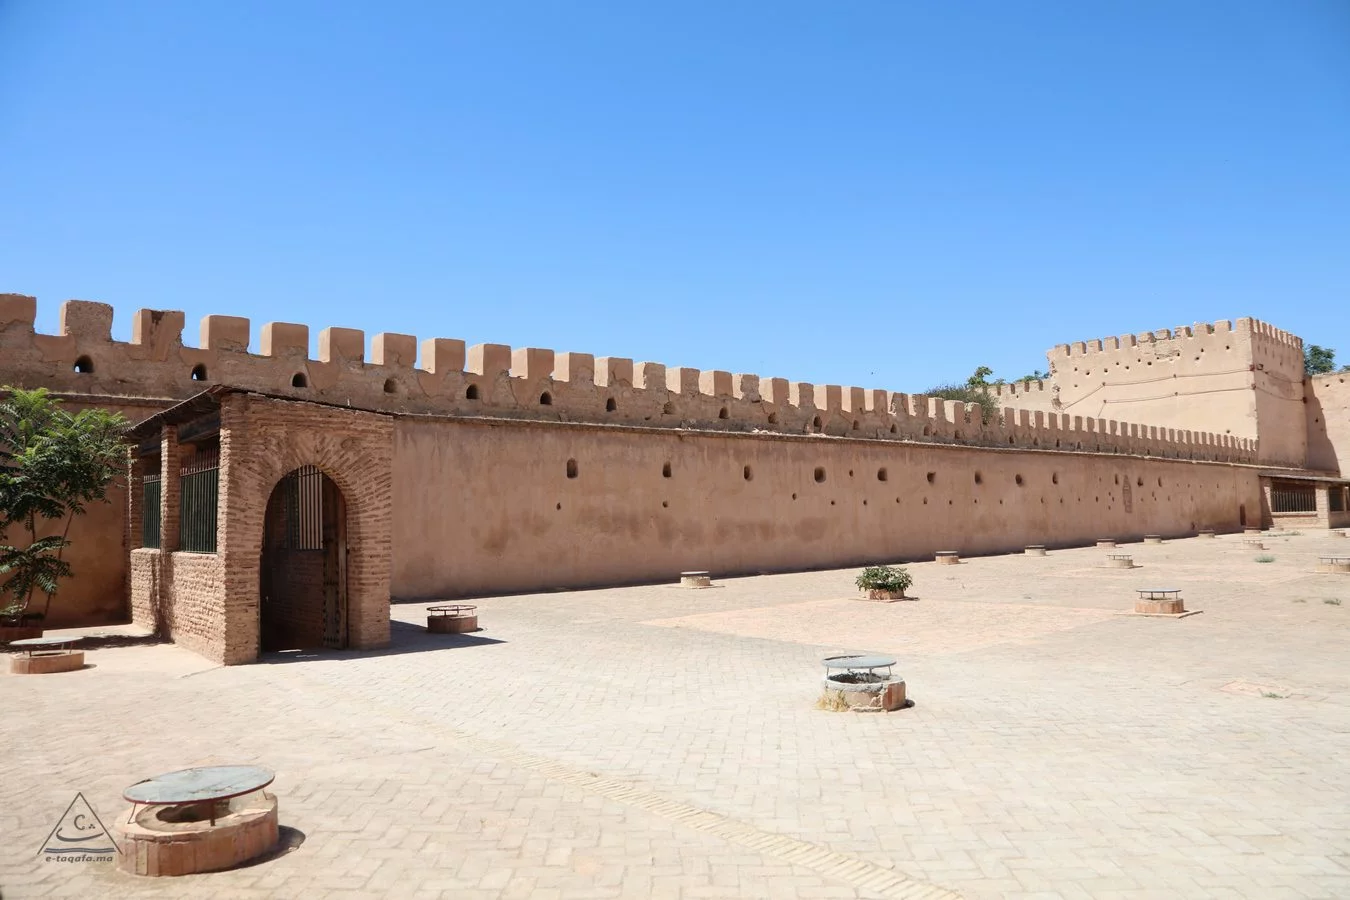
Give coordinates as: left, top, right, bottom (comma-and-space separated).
2, 1, 1347, 389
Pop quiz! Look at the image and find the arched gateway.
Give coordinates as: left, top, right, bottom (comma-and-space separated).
260, 466, 348, 651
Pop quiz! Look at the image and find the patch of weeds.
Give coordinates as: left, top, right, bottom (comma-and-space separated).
1325, 598, 1343, 606
1255, 555, 1276, 563
1261, 691, 1287, 699
815, 689, 851, 712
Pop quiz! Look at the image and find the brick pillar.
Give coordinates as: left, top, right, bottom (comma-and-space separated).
127, 453, 146, 551
160, 426, 181, 553
1315, 484, 1331, 529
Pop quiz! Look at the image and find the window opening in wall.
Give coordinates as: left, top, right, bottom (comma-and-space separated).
606, 397, 617, 412
383, 378, 397, 394
719, 407, 729, 419
890, 424, 897, 434
662, 462, 672, 478
1052, 473, 1059, 484
565, 458, 578, 479
812, 416, 822, 431
877, 468, 888, 482
852, 420, 859, 430
814, 467, 826, 483
1270, 481, 1316, 513
141, 467, 162, 549
178, 441, 220, 553
974, 472, 983, 485
743, 465, 753, 481
291, 372, 308, 388
540, 391, 553, 406
926, 472, 935, 484
465, 384, 480, 400
191, 364, 207, 382
74, 356, 94, 374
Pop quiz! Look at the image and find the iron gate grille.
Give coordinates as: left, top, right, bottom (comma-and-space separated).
142, 475, 162, 549
1270, 481, 1316, 514
284, 465, 324, 551
179, 445, 220, 553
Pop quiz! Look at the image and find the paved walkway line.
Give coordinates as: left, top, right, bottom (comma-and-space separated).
298, 671, 963, 900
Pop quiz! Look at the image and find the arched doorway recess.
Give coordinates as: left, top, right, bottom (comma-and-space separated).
260, 466, 348, 652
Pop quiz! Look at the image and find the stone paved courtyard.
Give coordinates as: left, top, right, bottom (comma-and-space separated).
4, 531, 1350, 899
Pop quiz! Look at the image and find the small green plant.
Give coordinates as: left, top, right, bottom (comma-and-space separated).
855, 565, 913, 596
1261, 691, 1287, 699
1255, 554, 1276, 563
1325, 598, 1342, 606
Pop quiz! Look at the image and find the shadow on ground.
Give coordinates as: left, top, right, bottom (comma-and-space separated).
258, 619, 506, 665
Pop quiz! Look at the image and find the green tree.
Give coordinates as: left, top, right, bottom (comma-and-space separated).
1305, 345, 1337, 375
0, 387, 127, 623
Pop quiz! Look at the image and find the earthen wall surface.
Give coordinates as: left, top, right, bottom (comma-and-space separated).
1047, 318, 1306, 467
1307, 372, 1350, 475
390, 417, 1264, 601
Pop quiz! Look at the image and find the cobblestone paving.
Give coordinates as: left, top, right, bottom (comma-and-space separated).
3, 532, 1350, 898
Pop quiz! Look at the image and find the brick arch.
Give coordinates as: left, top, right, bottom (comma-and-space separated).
218, 394, 393, 663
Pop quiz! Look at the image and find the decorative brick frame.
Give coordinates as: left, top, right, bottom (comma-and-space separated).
216, 393, 393, 664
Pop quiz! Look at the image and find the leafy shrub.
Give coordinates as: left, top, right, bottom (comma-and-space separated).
856, 565, 913, 595
1255, 554, 1276, 563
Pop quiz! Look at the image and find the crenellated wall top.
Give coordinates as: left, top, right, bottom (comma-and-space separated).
0, 294, 1260, 464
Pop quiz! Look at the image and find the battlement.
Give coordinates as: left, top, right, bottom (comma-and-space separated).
0, 294, 1258, 464
1050, 317, 1302, 359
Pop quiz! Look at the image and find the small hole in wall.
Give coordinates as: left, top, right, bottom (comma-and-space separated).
974, 472, 983, 485
556, 502, 562, 510
852, 420, 859, 430
743, 465, 753, 481
540, 391, 553, 406
191, 364, 207, 381
923, 498, 928, 505
73, 356, 94, 374
863, 499, 867, 506
1009, 436, 1015, 444
877, 468, 888, 482
1015, 474, 1023, 486
889, 424, 897, 434
1137, 476, 1143, 486
663, 401, 675, 415
922, 425, 931, 436
814, 467, 826, 483
606, 397, 617, 412
465, 384, 480, 400
812, 415, 822, 430
662, 462, 672, 478
1157, 477, 1163, 487
830, 500, 836, 506
1052, 473, 1059, 484
768, 412, 779, 425
565, 458, 578, 479
383, 378, 397, 394
291, 372, 307, 388
1114, 474, 1119, 485
926, 472, 935, 484
719, 407, 729, 419
662, 500, 668, 508
848, 469, 854, 477
895, 497, 900, 503
791, 492, 797, 500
